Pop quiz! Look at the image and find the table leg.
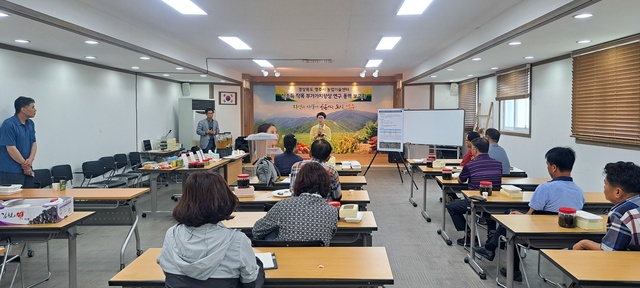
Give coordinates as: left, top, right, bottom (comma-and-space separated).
409, 165, 418, 207
505, 230, 515, 288
464, 201, 486, 279
67, 226, 79, 288
363, 233, 372, 247
437, 187, 452, 245
149, 173, 159, 213
421, 174, 431, 222
120, 202, 142, 270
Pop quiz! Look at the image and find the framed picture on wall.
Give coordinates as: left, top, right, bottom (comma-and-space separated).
219, 91, 237, 105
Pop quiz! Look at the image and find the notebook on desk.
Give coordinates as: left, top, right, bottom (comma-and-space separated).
255, 252, 278, 269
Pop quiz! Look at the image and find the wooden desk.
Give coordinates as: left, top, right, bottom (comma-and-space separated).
247, 175, 367, 191
493, 215, 606, 288
223, 211, 378, 246
335, 165, 362, 176
0, 212, 94, 288
237, 190, 371, 211
1, 188, 150, 270
109, 247, 394, 287
540, 249, 640, 287
461, 191, 612, 281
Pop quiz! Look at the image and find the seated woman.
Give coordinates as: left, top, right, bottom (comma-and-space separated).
158, 171, 264, 288
274, 134, 303, 176
256, 123, 278, 148
252, 162, 339, 246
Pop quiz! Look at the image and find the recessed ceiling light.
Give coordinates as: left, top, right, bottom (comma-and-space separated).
218, 36, 252, 50
84, 56, 96, 59
140, 56, 151, 60
577, 40, 592, 44
472, 57, 482, 61
446, 68, 454, 71
220, 80, 226, 83
0, 12, 9, 17
573, 13, 593, 19
253, 59, 274, 68
376, 37, 402, 50
508, 41, 521, 46
365, 59, 383, 68
467, 74, 474, 77
200, 74, 207, 77
524, 56, 535, 59
14, 39, 30, 43
491, 67, 499, 70
84, 40, 99, 45
397, 0, 433, 15
430, 75, 437, 78
131, 66, 140, 70
163, 74, 170, 77
449, 80, 455, 82
162, 0, 207, 15
176, 67, 184, 70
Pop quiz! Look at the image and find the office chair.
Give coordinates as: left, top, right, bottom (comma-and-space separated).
51, 164, 75, 187
80, 161, 127, 188
99, 156, 140, 187
32, 169, 53, 188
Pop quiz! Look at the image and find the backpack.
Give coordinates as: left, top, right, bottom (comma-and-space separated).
254, 156, 279, 185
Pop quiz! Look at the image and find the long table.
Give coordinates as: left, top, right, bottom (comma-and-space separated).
462, 190, 612, 281
237, 190, 371, 211
0, 212, 94, 288
492, 214, 606, 288
540, 249, 640, 287
247, 175, 367, 191
436, 176, 549, 245
109, 247, 394, 287
407, 159, 461, 208
1, 188, 150, 270
223, 211, 377, 246
335, 165, 362, 176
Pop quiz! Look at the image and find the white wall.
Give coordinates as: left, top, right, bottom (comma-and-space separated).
0, 48, 180, 177
403, 85, 431, 109
433, 84, 458, 109
478, 58, 640, 192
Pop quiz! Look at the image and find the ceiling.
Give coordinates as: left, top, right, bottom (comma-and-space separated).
0, 0, 638, 85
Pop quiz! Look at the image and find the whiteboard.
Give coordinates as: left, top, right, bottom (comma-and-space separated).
402, 109, 465, 146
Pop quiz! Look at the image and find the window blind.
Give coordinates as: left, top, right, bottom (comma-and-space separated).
571, 41, 640, 146
496, 65, 530, 101
458, 79, 477, 131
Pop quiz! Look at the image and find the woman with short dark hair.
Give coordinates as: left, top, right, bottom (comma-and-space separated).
158, 171, 263, 288
274, 134, 303, 175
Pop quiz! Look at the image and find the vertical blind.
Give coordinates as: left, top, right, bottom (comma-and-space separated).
572, 41, 640, 146
496, 65, 530, 100
458, 80, 477, 131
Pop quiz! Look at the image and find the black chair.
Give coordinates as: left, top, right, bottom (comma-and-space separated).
99, 156, 139, 187
33, 169, 53, 188
51, 164, 75, 187
128, 152, 152, 185
251, 239, 325, 247
80, 161, 127, 188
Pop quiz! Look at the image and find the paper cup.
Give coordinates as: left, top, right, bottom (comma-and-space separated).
482, 192, 488, 199
52, 183, 60, 191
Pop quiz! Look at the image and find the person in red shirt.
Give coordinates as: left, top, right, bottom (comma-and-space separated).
460, 131, 480, 166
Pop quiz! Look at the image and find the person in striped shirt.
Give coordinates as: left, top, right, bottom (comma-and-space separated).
446, 137, 503, 246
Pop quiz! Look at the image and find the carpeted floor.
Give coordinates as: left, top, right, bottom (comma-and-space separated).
3, 167, 570, 287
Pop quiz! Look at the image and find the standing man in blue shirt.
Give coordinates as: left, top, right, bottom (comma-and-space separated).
196, 108, 220, 153
485, 128, 511, 174
0, 96, 38, 188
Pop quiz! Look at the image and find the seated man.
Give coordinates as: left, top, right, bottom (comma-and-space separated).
289, 139, 341, 201
473, 147, 585, 281
446, 137, 502, 246
573, 161, 640, 251
485, 128, 511, 174
460, 131, 481, 166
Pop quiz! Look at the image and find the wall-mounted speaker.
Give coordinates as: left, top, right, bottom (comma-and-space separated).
450, 83, 459, 97
181, 83, 191, 96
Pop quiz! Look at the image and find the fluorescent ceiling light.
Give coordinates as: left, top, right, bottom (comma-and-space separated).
491, 67, 499, 70
524, 56, 535, 59
140, 56, 151, 60
14, 39, 30, 43
200, 74, 207, 77
430, 75, 437, 78
365, 59, 382, 68
218, 36, 252, 50
508, 41, 521, 46
573, 13, 592, 19
162, 0, 207, 15
131, 66, 140, 70
85, 40, 99, 45
397, 0, 433, 15
376, 37, 402, 50
577, 40, 591, 44
471, 57, 482, 61
84, 56, 96, 59
163, 74, 170, 77
253, 59, 274, 68
176, 67, 184, 70
467, 74, 474, 77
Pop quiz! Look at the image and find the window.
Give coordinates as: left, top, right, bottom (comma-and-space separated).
497, 65, 531, 135
572, 39, 640, 146
458, 79, 477, 131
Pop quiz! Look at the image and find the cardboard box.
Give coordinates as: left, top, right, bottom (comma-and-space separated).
0, 197, 74, 225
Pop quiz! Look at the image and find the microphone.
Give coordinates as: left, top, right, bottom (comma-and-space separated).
164, 129, 172, 139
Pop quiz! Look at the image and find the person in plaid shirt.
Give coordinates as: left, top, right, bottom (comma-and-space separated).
289, 139, 341, 201
574, 161, 640, 251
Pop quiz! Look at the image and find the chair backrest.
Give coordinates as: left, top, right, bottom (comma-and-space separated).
251, 239, 325, 247
33, 169, 53, 188
113, 153, 129, 171
99, 156, 118, 175
129, 152, 142, 167
51, 164, 73, 183
143, 140, 152, 151
82, 161, 106, 179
